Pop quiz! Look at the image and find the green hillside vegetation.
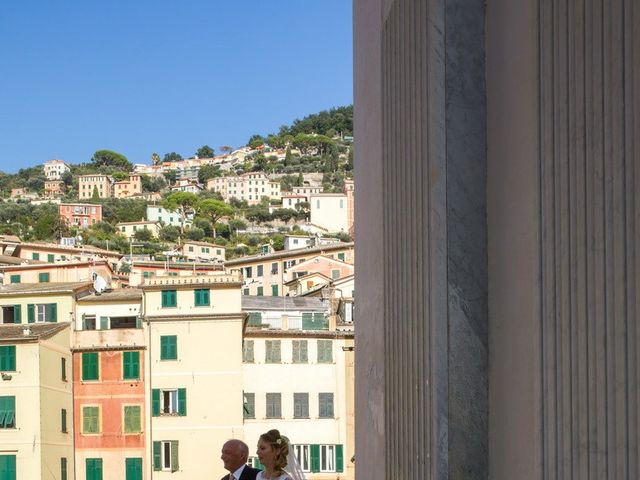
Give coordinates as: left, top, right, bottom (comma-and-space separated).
0, 106, 354, 256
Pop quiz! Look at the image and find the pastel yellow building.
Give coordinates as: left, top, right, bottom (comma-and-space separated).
0, 322, 74, 480
0, 282, 93, 325
179, 240, 226, 262
116, 221, 161, 239
225, 242, 354, 296
78, 174, 113, 200
114, 175, 142, 198
1, 260, 114, 286
141, 273, 245, 479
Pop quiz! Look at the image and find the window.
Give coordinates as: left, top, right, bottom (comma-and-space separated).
122, 351, 140, 380
266, 393, 281, 418
1, 306, 20, 324
338, 252, 346, 261
0, 346, 15, 371
61, 408, 67, 433
265, 340, 281, 363
294, 445, 311, 472
110, 316, 138, 329
319, 393, 334, 418
153, 441, 179, 472
317, 340, 333, 363
27, 303, 57, 323
143, 271, 153, 278
83, 315, 96, 330
61, 457, 68, 480
125, 458, 142, 480
82, 406, 100, 434
0, 396, 15, 429
0, 455, 15, 480
271, 285, 279, 296
47, 254, 55, 262
331, 269, 340, 280
160, 336, 177, 360
161, 290, 177, 308
243, 393, 255, 419
194, 289, 210, 306
303, 312, 328, 330
294, 393, 309, 418
86, 458, 103, 480
244, 267, 253, 278
257, 265, 264, 276
271, 262, 278, 274
243, 341, 254, 363
188, 246, 194, 252
124, 405, 142, 433
82, 352, 99, 381
9, 275, 20, 284
38, 272, 50, 282
32, 253, 40, 260
257, 286, 263, 296
246, 312, 263, 328
292, 340, 308, 363
61, 357, 67, 381
152, 388, 186, 416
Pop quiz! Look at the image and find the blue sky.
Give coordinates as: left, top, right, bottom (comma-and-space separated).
0, 1, 353, 172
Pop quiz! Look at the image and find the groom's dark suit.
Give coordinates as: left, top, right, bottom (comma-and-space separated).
221, 465, 260, 480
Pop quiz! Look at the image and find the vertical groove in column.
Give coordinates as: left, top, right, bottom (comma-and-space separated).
539, 0, 638, 477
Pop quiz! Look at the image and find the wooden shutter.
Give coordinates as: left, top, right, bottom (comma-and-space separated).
335, 444, 344, 472
152, 389, 160, 416
302, 312, 313, 329
178, 388, 187, 416
310, 444, 320, 473
170, 441, 179, 472
13, 305, 21, 324
126, 458, 142, 480
47, 303, 57, 322
27, 304, 35, 323
153, 442, 161, 471
100, 317, 109, 330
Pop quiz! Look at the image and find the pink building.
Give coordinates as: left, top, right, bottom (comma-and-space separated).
59, 203, 103, 228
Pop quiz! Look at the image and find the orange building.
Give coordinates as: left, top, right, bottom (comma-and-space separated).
73, 344, 146, 480
44, 180, 65, 196
59, 203, 103, 228
114, 175, 142, 198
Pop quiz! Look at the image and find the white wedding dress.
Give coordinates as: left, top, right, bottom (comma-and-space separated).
256, 472, 292, 480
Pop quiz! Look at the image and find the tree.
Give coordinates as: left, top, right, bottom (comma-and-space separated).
134, 228, 153, 242
163, 170, 177, 185
163, 152, 183, 162
196, 199, 234, 237
91, 186, 100, 200
219, 146, 233, 156
248, 135, 265, 149
90, 150, 132, 171
140, 175, 167, 193
151, 152, 161, 165
272, 208, 297, 223
33, 212, 69, 241
284, 147, 292, 167
198, 165, 222, 183
163, 192, 199, 233
196, 145, 215, 158
159, 225, 180, 242
185, 227, 204, 241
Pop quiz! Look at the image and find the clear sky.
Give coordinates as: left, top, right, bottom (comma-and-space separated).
0, 0, 353, 172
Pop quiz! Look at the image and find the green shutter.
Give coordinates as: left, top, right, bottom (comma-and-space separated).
48, 254, 55, 262
194, 289, 210, 306
126, 458, 142, 480
0, 346, 15, 371
100, 316, 109, 330
0, 455, 16, 480
178, 388, 187, 416
47, 303, 57, 322
27, 304, 35, 323
32, 253, 39, 260
170, 441, 179, 472
39, 272, 50, 283
61, 457, 67, 480
83, 406, 99, 433
302, 312, 313, 329
124, 406, 141, 433
152, 389, 160, 416
13, 305, 21, 324
310, 444, 320, 472
86, 458, 103, 480
271, 285, 278, 296
123, 352, 139, 380
160, 336, 177, 360
336, 444, 344, 472
82, 352, 99, 381
61, 409, 67, 432
153, 442, 161, 471
9, 275, 20, 284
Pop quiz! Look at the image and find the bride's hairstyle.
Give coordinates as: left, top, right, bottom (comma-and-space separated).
260, 429, 289, 473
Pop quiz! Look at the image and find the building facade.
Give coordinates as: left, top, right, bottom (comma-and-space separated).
116, 221, 161, 239
43, 159, 70, 180
78, 175, 113, 200
146, 206, 193, 229
178, 240, 226, 262
44, 180, 65, 197
114, 175, 142, 199
59, 203, 103, 228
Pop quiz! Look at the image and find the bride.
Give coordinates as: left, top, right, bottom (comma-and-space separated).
255, 429, 305, 480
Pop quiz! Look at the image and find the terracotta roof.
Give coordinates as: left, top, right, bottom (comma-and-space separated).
78, 288, 143, 302
0, 322, 70, 341
180, 240, 226, 248
0, 281, 93, 296
225, 242, 354, 266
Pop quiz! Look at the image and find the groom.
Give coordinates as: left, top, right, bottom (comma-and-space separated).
220, 439, 260, 480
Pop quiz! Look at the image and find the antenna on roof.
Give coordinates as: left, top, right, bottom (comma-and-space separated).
93, 275, 108, 294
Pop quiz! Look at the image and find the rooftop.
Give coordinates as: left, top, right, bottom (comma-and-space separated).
242, 295, 328, 312
225, 242, 354, 266
78, 288, 143, 302
0, 322, 70, 341
0, 281, 93, 296
180, 240, 226, 248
